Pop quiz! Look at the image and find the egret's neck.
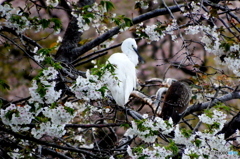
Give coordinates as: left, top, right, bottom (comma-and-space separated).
122, 50, 138, 66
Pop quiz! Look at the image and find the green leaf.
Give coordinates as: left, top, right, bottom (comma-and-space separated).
22, 12, 29, 18
5, 109, 19, 120
36, 82, 47, 97
91, 63, 117, 80
35, 116, 49, 122
132, 146, 143, 154
97, 86, 108, 97
53, 62, 62, 69
83, 13, 94, 24
112, 17, 121, 26
83, 5, 91, 10
120, 123, 130, 129
64, 106, 75, 115
188, 152, 200, 158
43, 56, 55, 65
38, 48, 50, 55
40, 19, 50, 29
214, 102, 230, 112
211, 122, 221, 129
100, 1, 114, 12
165, 140, 179, 155
193, 139, 202, 147
123, 17, 133, 27
105, 1, 114, 11
203, 109, 213, 118
181, 128, 192, 138
83, 13, 94, 19
220, 42, 231, 52
0, 79, 10, 90
51, 18, 62, 31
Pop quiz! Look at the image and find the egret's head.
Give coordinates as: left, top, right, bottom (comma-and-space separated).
121, 38, 144, 65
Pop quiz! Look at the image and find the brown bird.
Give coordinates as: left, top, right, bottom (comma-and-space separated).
160, 79, 193, 124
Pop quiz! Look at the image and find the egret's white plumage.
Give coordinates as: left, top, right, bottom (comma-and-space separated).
107, 38, 143, 106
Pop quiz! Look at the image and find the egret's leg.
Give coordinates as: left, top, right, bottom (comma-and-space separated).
124, 105, 129, 123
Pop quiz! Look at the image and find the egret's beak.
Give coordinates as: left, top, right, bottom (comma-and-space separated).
133, 47, 145, 64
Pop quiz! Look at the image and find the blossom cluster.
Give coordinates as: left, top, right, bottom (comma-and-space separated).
33, 47, 46, 63
46, 0, 59, 7
135, 0, 158, 10
125, 114, 174, 143
179, 131, 236, 159
217, 43, 240, 77
71, 64, 119, 102
165, 19, 178, 41
0, 3, 60, 34
7, 148, 25, 159
1, 101, 78, 139
2, 63, 118, 140
124, 108, 237, 159
127, 144, 172, 159
182, 1, 209, 20
138, 19, 179, 43
185, 25, 223, 56
70, 70, 105, 101
71, 1, 116, 34
224, 57, 240, 77
29, 67, 61, 104
184, 24, 240, 77
0, 65, 80, 139
144, 24, 163, 42
199, 109, 227, 125
31, 122, 66, 139
1, 104, 34, 132
31, 102, 78, 139
72, 13, 90, 32
0, 4, 29, 33
183, 6, 240, 78
42, 103, 76, 125
172, 109, 233, 159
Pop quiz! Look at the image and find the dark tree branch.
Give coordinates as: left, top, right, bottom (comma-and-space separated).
181, 91, 240, 117
1, 26, 42, 49
131, 91, 156, 108
0, 33, 43, 68
42, 147, 72, 159
73, 51, 108, 67
59, 0, 72, 18
203, 0, 240, 23
57, 4, 184, 63
65, 123, 125, 128
72, 43, 122, 64
55, 0, 95, 62
0, 125, 101, 158
216, 112, 240, 139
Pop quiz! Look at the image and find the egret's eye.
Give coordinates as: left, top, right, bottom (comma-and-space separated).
131, 45, 135, 50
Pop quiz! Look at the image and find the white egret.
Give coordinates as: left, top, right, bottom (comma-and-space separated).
106, 38, 144, 107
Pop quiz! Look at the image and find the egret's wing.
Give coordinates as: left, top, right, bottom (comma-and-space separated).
107, 53, 137, 106
125, 64, 136, 104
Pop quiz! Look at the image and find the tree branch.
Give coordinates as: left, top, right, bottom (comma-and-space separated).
216, 111, 240, 139
55, 0, 95, 62
59, 4, 184, 63
0, 125, 100, 158
182, 91, 240, 117
65, 123, 125, 128
131, 90, 156, 107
